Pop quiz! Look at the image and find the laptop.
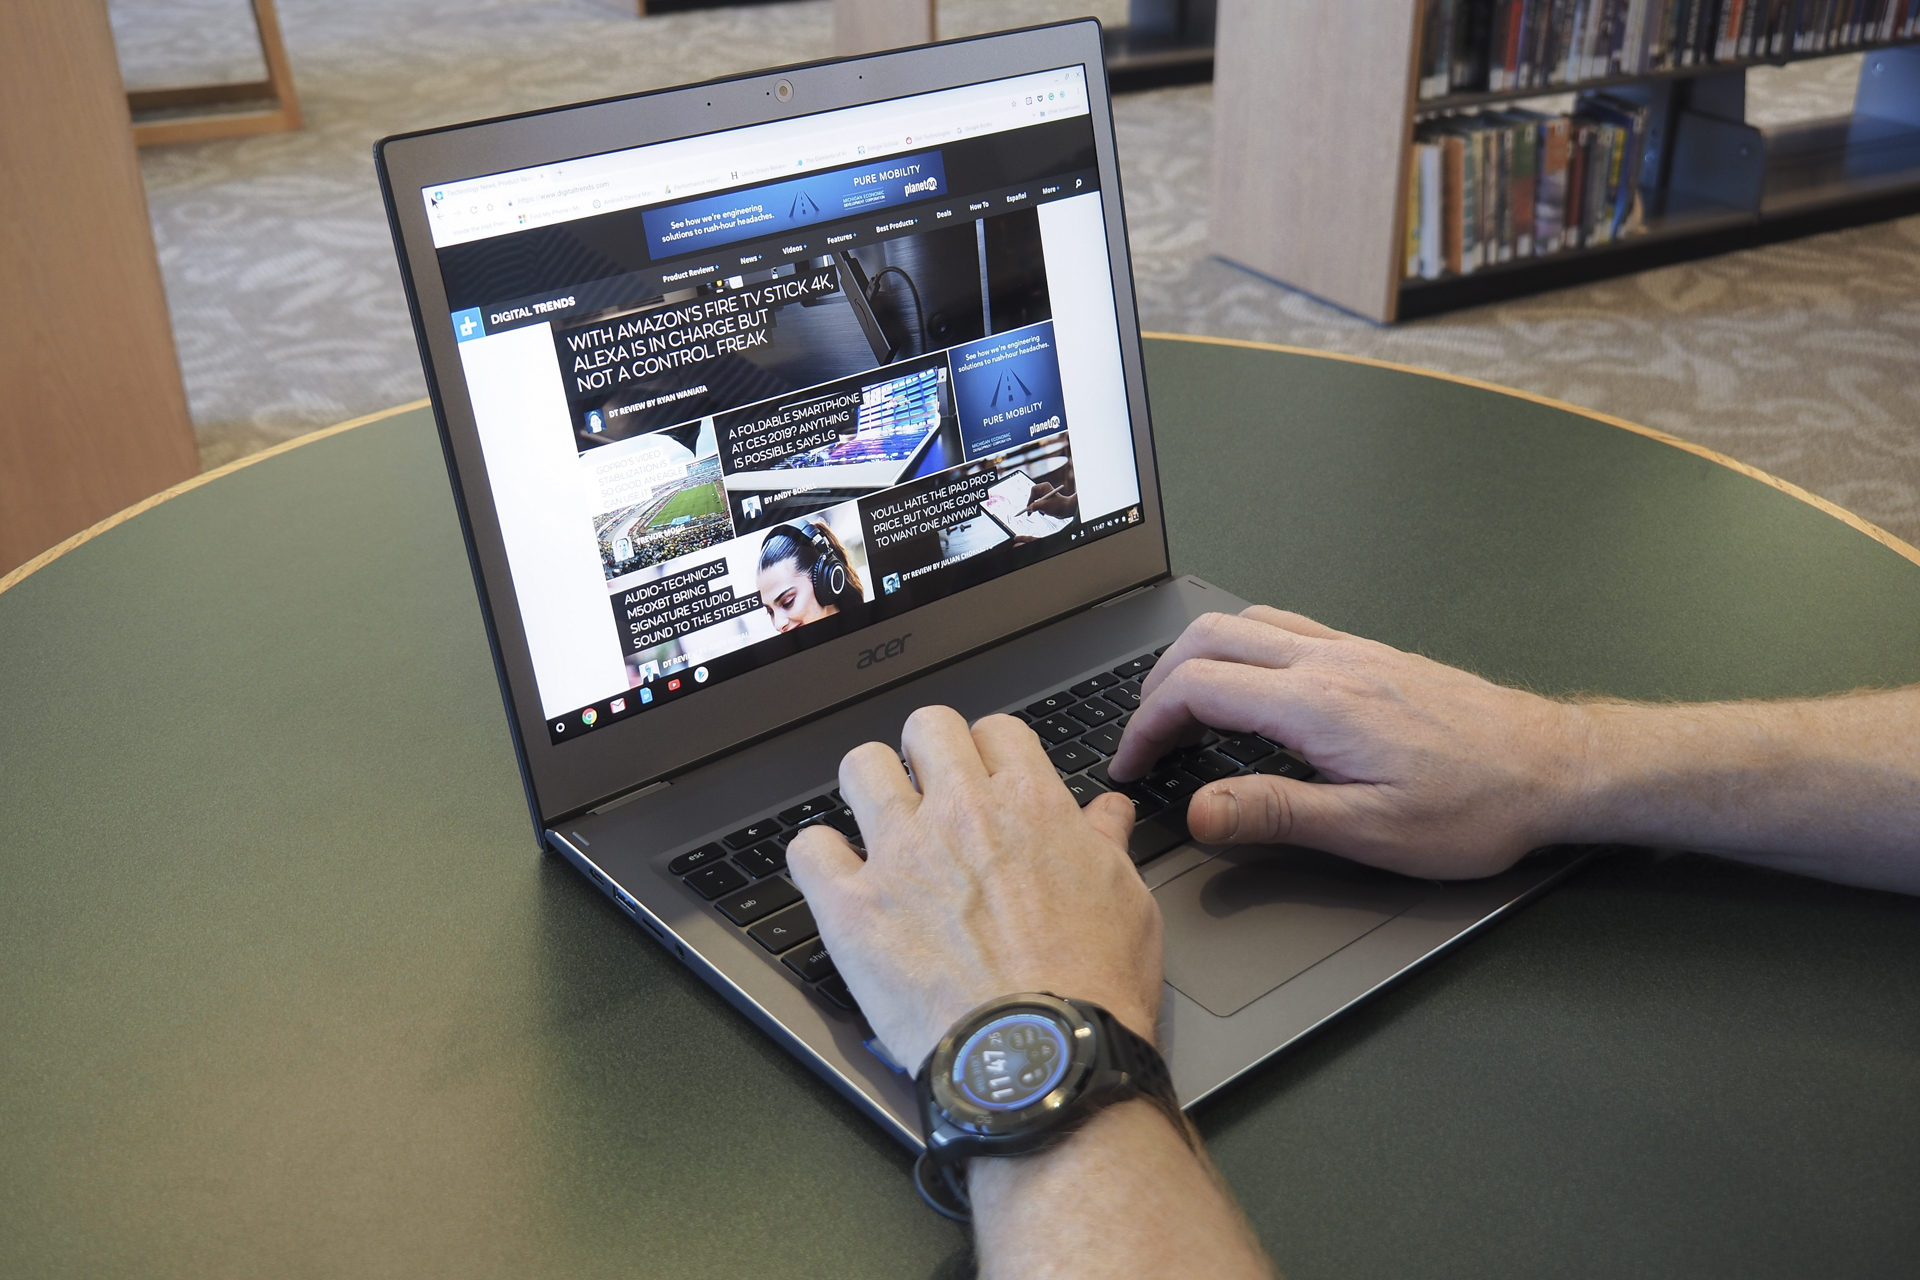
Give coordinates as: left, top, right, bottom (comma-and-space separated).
376, 20, 1583, 1150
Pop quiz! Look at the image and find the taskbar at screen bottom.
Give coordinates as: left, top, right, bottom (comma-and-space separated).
541, 503, 1141, 746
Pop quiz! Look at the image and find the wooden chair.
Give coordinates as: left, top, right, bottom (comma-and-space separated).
127, 0, 301, 147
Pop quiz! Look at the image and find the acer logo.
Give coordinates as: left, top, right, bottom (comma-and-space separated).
857, 633, 912, 670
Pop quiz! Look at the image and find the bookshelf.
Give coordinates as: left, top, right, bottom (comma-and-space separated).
1210, 1, 1920, 323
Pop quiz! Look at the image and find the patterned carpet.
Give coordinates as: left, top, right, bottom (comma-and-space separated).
114, 0, 1920, 546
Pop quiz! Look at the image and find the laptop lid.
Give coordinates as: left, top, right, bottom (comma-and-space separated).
377, 21, 1168, 832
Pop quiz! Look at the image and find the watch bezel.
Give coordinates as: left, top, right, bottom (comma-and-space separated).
925, 992, 1101, 1140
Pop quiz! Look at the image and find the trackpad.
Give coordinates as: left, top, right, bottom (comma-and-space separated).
1155, 846, 1433, 1017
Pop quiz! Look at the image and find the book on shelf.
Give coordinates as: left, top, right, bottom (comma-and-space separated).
1418, 0, 1920, 99
1407, 94, 1652, 281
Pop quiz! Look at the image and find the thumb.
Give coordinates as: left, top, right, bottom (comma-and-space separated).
785, 823, 864, 898
1081, 790, 1138, 852
1186, 774, 1367, 850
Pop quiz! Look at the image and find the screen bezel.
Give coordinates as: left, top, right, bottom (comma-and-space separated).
376, 21, 1169, 828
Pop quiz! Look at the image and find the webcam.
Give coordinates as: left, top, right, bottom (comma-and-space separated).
774, 79, 794, 103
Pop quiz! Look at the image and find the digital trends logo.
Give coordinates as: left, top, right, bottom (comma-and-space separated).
451, 308, 485, 343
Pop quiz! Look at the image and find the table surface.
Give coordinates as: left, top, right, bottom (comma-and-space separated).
4, 337, 1917, 1279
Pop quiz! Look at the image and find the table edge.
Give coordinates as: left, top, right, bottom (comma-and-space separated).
4, 338, 1915, 600
0, 399, 433, 596
1144, 332, 1920, 570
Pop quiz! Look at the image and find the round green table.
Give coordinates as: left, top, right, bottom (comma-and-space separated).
4, 336, 1917, 1279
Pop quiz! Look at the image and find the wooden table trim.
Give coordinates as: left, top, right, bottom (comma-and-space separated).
1143, 331, 1920, 570
0, 399, 430, 597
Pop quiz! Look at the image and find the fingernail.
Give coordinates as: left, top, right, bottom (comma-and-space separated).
1193, 788, 1233, 840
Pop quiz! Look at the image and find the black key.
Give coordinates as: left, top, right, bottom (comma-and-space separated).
684, 860, 748, 900
1066, 699, 1120, 729
723, 817, 784, 849
716, 876, 803, 926
1146, 769, 1204, 804
1070, 672, 1121, 698
1154, 643, 1171, 656
1005, 708, 1034, 723
1082, 724, 1125, 757
1182, 749, 1239, 782
1063, 775, 1110, 807
1102, 685, 1142, 712
809, 806, 862, 841
1112, 653, 1157, 680
816, 975, 859, 1011
1025, 691, 1077, 718
1254, 751, 1317, 781
1127, 811, 1189, 865
1048, 741, 1101, 773
1089, 762, 1166, 819
777, 794, 837, 826
668, 842, 726, 876
735, 840, 788, 878
782, 938, 836, 982
1216, 734, 1277, 766
1031, 714, 1082, 746
748, 900, 819, 952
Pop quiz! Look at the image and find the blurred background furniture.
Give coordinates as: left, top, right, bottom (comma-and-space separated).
125, 0, 302, 147
1210, 0, 1920, 321
834, 0, 1214, 87
1, 0, 199, 579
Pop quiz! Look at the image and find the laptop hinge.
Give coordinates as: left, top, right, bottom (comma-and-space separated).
1096, 579, 1162, 610
588, 777, 671, 817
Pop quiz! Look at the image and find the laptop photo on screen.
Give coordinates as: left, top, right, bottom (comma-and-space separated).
376, 20, 1584, 1150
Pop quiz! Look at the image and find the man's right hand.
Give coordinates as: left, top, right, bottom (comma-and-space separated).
1107, 607, 1591, 879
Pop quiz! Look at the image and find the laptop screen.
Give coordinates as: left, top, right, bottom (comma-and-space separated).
421, 65, 1143, 746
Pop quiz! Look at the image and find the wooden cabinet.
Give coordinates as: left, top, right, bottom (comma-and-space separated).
1, 0, 199, 577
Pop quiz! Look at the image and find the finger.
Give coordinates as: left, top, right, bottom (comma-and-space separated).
838, 739, 919, 841
1185, 773, 1369, 852
785, 822, 865, 899
1139, 611, 1318, 702
898, 704, 989, 796
1240, 605, 1350, 640
1110, 659, 1309, 781
970, 712, 1054, 778
1082, 790, 1137, 852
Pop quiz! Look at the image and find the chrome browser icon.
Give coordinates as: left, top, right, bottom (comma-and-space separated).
581, 708, 598, 727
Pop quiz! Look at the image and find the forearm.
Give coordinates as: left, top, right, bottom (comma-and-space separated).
968, 1098, 1274, 1280
1562, 687, 1920, 894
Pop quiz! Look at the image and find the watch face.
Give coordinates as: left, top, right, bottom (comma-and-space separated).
953, 1011, 1071, 1111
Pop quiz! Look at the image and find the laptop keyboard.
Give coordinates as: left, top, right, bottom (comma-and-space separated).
655, 644, 1319, 1018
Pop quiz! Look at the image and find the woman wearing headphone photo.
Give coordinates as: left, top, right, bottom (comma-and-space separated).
757, 519, 865, 633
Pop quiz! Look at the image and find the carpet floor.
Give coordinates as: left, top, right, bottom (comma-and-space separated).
115, 0, 1920, 546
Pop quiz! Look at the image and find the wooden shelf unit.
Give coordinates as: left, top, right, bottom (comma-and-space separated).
1210, 0, 1920, 323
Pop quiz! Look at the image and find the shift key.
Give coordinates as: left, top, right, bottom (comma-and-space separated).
716, 876, 802, 926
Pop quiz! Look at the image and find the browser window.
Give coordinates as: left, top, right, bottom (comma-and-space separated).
427, 66, 1143, 744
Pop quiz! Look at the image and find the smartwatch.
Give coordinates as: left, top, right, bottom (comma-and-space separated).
912, 992, 1182, 1222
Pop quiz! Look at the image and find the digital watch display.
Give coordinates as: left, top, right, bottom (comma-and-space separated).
913, 992, 1182, 1223
953, 1012, 1072, 1110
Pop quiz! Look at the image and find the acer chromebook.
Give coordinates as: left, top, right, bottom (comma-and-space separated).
376, 20, 1583, 1149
